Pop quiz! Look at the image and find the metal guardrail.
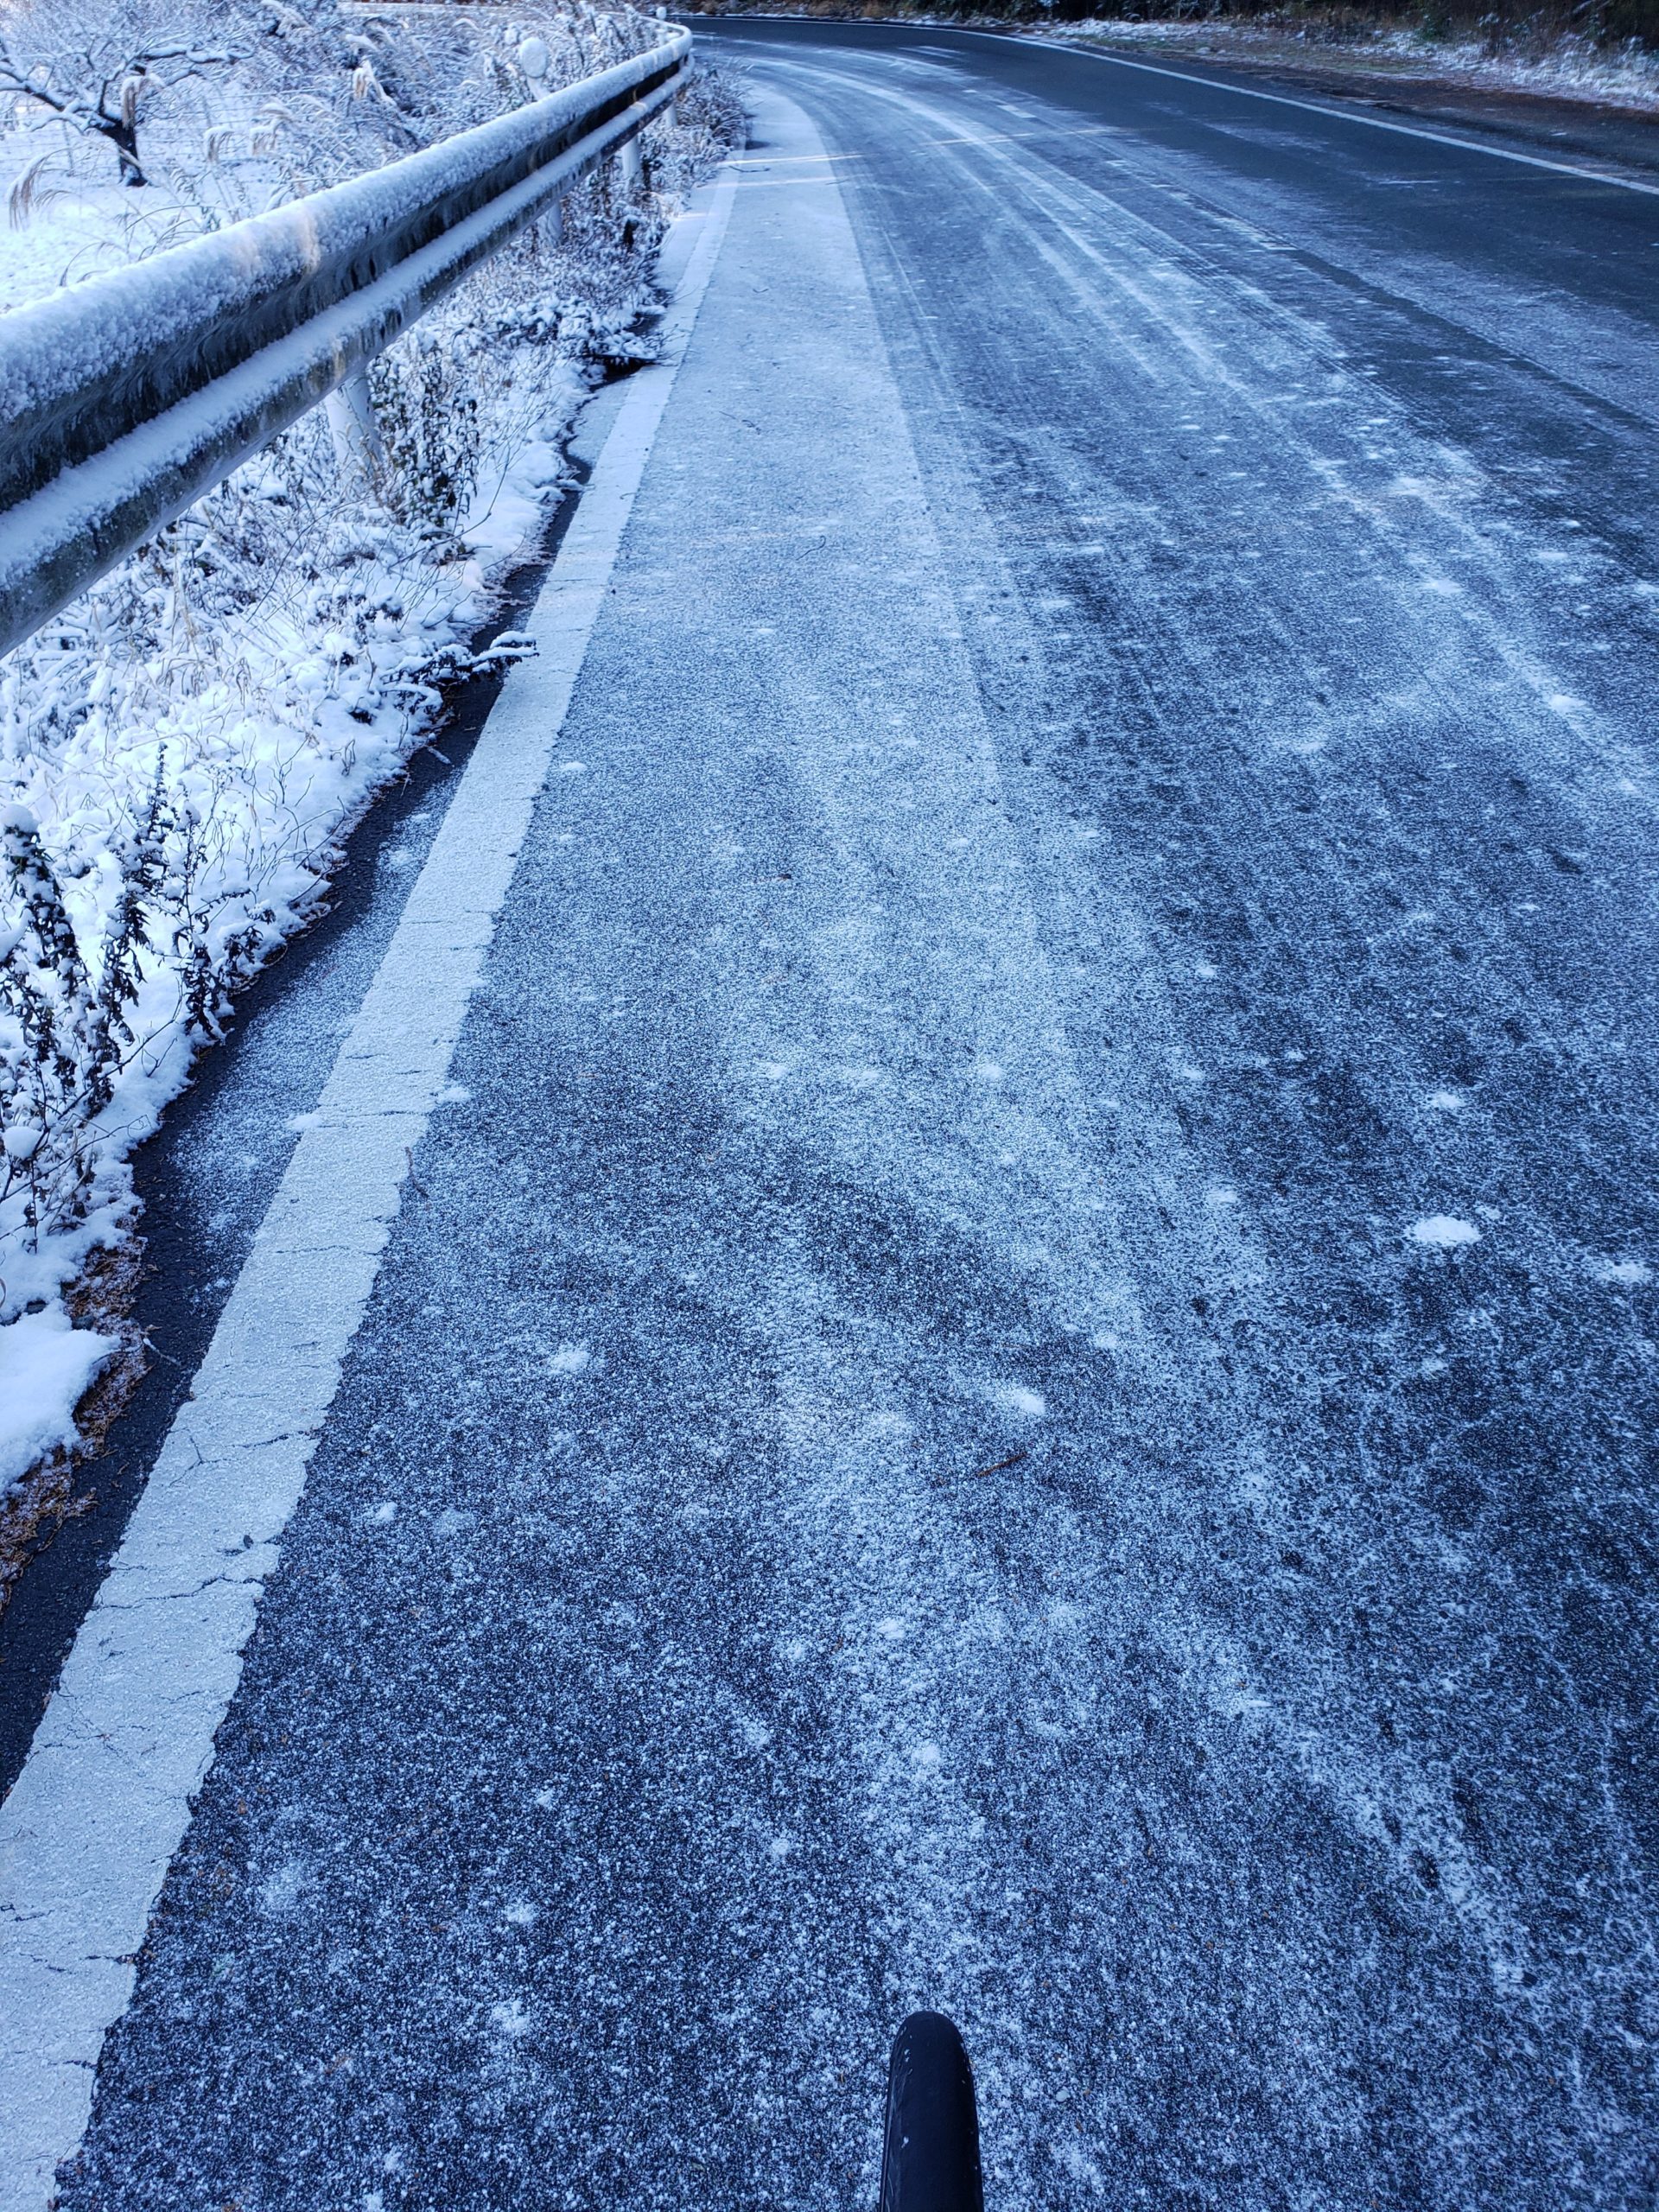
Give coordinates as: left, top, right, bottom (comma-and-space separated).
0, 29, 691, 659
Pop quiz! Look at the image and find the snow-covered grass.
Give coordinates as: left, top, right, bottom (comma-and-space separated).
1027, 16, 1659, 113
0, 0, 743, 1592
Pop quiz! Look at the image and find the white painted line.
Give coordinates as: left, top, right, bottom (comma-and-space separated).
0, 164, 738, 2212
963, 28, 1659, 199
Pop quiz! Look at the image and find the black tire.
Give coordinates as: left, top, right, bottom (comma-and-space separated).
878, 2012, 984, 2212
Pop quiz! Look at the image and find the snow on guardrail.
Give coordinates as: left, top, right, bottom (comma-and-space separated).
0, 27, 690, 660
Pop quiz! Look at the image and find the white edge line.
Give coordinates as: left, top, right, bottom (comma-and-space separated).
0, 160, 740, 2212
1001, 32, 1659, 196
715, 15, 1659, 197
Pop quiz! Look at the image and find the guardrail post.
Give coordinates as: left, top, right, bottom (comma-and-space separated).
324, 367, 385, 486
619, 111, 644, 194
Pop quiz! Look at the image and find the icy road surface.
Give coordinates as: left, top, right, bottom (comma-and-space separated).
8, 24, 1659, 2210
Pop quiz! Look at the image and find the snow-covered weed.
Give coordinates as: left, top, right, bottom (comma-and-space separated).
372, 333, 484, 546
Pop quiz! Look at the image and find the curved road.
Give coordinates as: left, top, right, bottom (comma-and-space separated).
5, 22, 1659, 2211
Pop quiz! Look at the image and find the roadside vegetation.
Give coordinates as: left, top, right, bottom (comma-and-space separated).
1023, 5, 1659, 109
0, 0, 743, 1597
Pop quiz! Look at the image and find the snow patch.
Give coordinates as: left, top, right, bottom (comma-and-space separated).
0, 1309, 118, 1494
257, 1858, 308, 1916
1590, 1257, 1650, 1286
1409, 1215, 1482, 1249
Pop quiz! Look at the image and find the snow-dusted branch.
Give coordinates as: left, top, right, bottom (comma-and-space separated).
0, 35, 241, 188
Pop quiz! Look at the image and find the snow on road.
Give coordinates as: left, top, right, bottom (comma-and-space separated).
4, 24, 1659, 2212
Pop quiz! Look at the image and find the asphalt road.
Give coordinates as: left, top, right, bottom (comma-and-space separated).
6, 22, 1659, 2211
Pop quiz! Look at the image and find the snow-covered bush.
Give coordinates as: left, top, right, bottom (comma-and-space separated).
0, 2, 742, 1583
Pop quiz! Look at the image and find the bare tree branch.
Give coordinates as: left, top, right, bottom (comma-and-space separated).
0, 33, 240, 186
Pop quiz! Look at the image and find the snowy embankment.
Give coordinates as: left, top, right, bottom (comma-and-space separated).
1030, 16, 1659, 114
0, 0, 741, 1589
